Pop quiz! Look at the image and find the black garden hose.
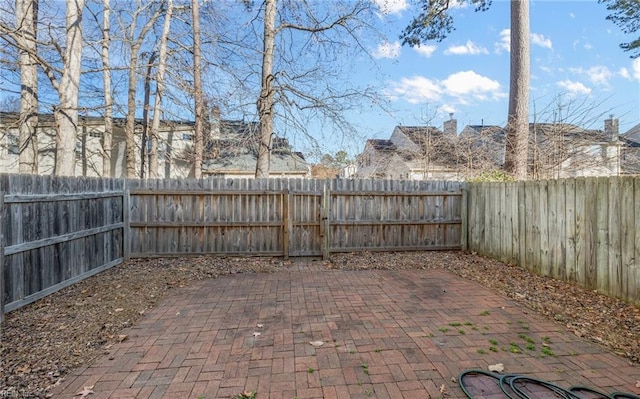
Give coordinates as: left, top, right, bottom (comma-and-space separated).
459, 369, 639, 399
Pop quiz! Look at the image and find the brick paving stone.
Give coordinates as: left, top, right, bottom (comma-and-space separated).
54, 266, 640, 398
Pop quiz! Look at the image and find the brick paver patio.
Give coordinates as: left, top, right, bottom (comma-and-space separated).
55, 263, 639, 398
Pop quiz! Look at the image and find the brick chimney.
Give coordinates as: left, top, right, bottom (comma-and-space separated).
604, 114, 619, 141
443, 113, 457, 135
209, 105, 221, 139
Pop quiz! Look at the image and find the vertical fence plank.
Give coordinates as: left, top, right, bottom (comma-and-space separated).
608, 178, 622, 298
0, 189, 5, 324
596, 177, 610, 293
620, 176, 635, 304
283, 190, 290, 259
565, 178, 576, 282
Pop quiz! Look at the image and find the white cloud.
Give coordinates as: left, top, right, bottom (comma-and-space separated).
388, 76, 442, 104
373, 0, 408, 15
633, 58, 640, 81
583, 43, 593, 50
495, 29, 510, 54
387, 70, 505, 105
373, 41, 401, 59
439, 104, 457, 114
531, 33, 553, 49
444, 40, 488, 55
569, 12, 575, 18
448, 0, 470, 9
586, 66, 612, 85
414, 44, 437, 57
539, 65, 553, 74
619, 67, 630, 79
557, 80, 591, 96
442, 71, 505, 100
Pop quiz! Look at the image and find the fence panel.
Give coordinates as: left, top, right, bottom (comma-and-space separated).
467, 177, 639, 305
0, 174, 125, 321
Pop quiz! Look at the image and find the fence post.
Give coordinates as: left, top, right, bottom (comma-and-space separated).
321, 183, 331, 260
283, 189, 290, 259
0, 190, 5, 325
461, 185, 468, 251
123, 183, 131, 261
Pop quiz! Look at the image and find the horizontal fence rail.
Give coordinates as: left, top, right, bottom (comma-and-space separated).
466, 176, 640, 305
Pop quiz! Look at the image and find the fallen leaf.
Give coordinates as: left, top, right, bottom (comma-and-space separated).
488, 363, 505, 373
257, 323, 264, 328
117, 335, 128, 342
309, 340, 324, 347
253, 332, 261, 337
636, 380, 640, 388
440, 384, 446, 393
75, 385, 94, 398
16, 365, 31, 374
114, 308, 124, 312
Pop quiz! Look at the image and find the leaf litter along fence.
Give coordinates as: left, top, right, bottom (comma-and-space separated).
0, 174, 463, 322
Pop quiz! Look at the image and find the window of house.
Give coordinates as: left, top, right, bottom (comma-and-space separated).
7, 133, 19, 154
182, 133, 192, 141
89, 130, 103, 138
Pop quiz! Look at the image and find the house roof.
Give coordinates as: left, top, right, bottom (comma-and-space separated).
395, 126, 446, 146
366, 139, 396, 151
529, 123, 607, 142
623, 123, 640, 143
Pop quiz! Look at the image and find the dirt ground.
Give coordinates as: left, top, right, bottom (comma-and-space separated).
1, 251, 639, 398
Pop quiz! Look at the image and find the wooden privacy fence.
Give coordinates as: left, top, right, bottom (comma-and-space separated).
126, 178, 464, 258
466, 177, 640, 305
0, 174, 126, 323
1, 176, 462, 322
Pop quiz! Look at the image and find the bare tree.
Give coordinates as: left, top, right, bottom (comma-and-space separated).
191, 0, 204, 178
121, 1, 164, 177
255, 0, 276, 178
253, 0, 380, 178
148, 0, 173, 178
100, 0, 112, 177
16, 0, 38, 173
53, 0, 85, 176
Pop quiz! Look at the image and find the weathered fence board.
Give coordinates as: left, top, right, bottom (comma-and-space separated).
126, 178, 464, 258
467, 176, 640, 305
0, 174, 125, 322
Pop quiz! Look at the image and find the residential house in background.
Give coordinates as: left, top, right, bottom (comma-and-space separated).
352, 115, 633, 181
0, 111, 310, 178
355, 123, 461, 180
621, 122, 640, 175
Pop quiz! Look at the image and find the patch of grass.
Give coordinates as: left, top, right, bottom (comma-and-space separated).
464, 321, 473, 326
374, 348, 381, 353
480, 310, 490, 316
541, 347, 555, 357
569, 350, 578, 356
518, 334, 535, 344
365, 389, 373, 396
509, 343, 521, 354
472, 326, 479, 331
335, 344, 341, 348
542, 336, 552, 344
438, 327, 449, 333
477, 349, 487, 354
449, 322, 462, 327
488, 339, 498, 345
489, 346, 498, 352
483, 326, 490, 330
526, 343, 536, 351
307, 367, 315, 374
361, 363, 369, 375
349, 349, 356, 354
232, 392, 256, 399
458, 329, 466, 335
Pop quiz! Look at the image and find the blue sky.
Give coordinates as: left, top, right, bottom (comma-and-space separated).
333, 0, 640, 157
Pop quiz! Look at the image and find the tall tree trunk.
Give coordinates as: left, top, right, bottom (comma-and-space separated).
140, 52, 156, 178
255, 0, 276, 178
54, 0, 85, 176
123, 3, 163, 178
101, 0, 112, 177
16, 0, 39, 174
192, 0, 203, 179
504, 0, 530, 179
149, 0, 173, 179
